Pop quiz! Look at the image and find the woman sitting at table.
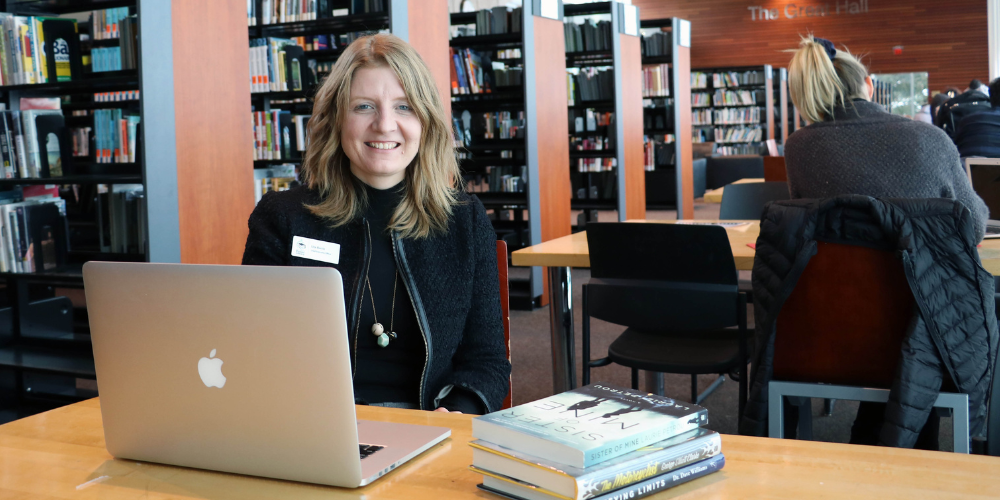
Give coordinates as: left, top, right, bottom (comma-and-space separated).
783, 35, 990, 450
784, 35, 989, 240
241, 34, 510, 415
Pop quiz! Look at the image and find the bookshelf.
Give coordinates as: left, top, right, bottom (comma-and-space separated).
451, 0, 571, 309
639, 17, 694, 217
691, 64, 776, 156
564, 1, 643, 228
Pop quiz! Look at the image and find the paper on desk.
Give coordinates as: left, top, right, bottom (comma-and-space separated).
675, 221, 753, 232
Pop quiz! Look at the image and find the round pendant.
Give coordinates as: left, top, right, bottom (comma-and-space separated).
388, 331, 398, 340
371, 322, 384, 336
377, 333, 390, 347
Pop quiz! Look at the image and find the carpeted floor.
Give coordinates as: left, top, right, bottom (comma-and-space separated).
506, 204, 954, 451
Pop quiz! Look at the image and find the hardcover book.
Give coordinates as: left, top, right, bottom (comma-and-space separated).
478, 454, 726, 500
471, 428, 720, 500
472, 384, 708, 468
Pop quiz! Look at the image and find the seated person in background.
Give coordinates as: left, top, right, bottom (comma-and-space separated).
242, 34, 510, 415
785, 36, 988, 242
914, 93, 950, 124
953, 78, 1000, 158
784, 36, 990, 450
936, 79, 992, 138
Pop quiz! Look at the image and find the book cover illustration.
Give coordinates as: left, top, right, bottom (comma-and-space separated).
474, 384, 708, 468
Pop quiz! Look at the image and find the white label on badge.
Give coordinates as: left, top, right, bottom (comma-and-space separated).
291, 236, 340, 264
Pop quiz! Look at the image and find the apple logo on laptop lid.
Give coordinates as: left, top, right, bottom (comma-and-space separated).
198, 349, 227, 388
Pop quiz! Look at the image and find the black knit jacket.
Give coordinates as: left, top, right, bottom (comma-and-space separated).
740, 195, 998, 447
241, 186, 511, 413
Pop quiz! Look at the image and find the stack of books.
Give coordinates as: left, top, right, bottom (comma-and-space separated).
470, 384, 724, 500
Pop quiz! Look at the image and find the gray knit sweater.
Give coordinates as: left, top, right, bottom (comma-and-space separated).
785, 99, 989, 240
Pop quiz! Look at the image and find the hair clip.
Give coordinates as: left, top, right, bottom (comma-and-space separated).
814, 37, 837, 61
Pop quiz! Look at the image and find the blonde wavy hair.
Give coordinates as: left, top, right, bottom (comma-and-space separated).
788, 35, 870, 124
302, 33, 460, 239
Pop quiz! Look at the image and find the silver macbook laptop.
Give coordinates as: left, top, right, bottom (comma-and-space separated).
83, 262, 450, 487
964, 158, 1000, 238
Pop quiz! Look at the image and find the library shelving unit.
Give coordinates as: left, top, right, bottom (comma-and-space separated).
247, 0, 451, 181
564, 1, 643, 228
451, 0, 571, 309
638, 17, 694, 217
0, 0, 264, 422
691, 64, 776, 156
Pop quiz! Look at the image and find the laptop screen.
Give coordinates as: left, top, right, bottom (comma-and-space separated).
965, 158, 1000, 218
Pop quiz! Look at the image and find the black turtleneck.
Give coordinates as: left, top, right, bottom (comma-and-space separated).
353, 179, 485, 414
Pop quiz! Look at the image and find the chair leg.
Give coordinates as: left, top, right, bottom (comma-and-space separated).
694, 375, 726, 405
737, 292, 748, 422
631, 368, 639, 390
582, 286, 591, 386
768, 381, 784, 438
823, 398, 835, 417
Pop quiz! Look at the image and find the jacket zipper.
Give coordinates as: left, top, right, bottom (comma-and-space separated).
352, 220, 373, 378
392, 232, 431, 410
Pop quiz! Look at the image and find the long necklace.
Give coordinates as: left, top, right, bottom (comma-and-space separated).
368, 271, 398, 348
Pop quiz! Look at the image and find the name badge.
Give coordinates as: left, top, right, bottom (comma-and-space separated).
291, 236, 340, 264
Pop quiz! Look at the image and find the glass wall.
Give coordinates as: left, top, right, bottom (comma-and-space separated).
872, 72, 929, 118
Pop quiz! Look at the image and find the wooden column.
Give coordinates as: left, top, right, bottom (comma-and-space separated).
674, 20, 693, 219
535, 17, 571, 246
779, 69, 789, 143
620, 33, 645, 220
407, 0, 451, 115
172, 0, 255, 264
764, 65, 775, 141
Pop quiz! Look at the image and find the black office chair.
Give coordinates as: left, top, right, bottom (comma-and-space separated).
974, 276, 1000, 455
719, 181, 791, 220
582, 223, 749, 419
705, 155, 763, 189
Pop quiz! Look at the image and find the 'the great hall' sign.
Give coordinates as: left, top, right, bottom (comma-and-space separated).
748, 0, 869, 21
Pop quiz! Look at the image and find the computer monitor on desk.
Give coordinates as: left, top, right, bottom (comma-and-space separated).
83, 262, 450, 487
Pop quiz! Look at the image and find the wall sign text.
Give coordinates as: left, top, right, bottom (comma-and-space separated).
748, 0, 869, 21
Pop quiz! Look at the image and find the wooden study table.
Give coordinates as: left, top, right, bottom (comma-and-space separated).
702, 178, 765, 203
512, 220, 1000, 393
3, 398, 1000, 499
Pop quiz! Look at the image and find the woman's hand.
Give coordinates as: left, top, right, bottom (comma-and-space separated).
433, 407, 463, 414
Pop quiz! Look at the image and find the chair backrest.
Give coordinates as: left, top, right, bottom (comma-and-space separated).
719, 181, 790, 220
773, 241, 915, 387
585, 223, 739, 332
496, 240, 512, 409
705, 154, 764, 189
763, 156, 787, 182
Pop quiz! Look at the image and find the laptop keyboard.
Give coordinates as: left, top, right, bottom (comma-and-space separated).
359, 444, 384, 460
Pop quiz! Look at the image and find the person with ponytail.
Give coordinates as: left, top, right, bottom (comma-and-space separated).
784, 35, 989, 241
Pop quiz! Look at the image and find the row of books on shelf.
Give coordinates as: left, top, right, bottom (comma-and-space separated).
91, 7, 130, 40
0, 108, 72, 179
0, 14, 82, 86
713, 126, 763, 143
576, 157, 615, 173
253, 110, 309, 161
0, 188, 67, 273
691, 70, 767, 89
92, 109, 140, 164
98, 184, 145, 254
465, 166, 527, 194
642, 64, 670, 98
470, 7, 523, 35
470, 384, 724, 500
692, 90, 761, 108
564, 20, 612, 53
495, 48, 521, 60
250, 37, 314, 93
93, 90, 140, 102
253, 164, 297, 204
450, 48, 508, 95
572, 172, 617, 200
453, 110, 525, 147
710, 107, 761, 125
641, 31, 672, 58
715, 143, 765, 155
571, 109, 613, 134
248, 0, 386, 26
569, 68, 614, 104
570, 135, 611, 152
643, 102, 673, 130
644, 133, 675, 171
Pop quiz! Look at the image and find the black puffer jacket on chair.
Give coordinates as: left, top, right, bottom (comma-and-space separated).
739, 195, 998, 448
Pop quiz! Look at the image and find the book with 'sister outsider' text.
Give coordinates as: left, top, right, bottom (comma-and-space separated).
478, 454, 726, 500
470, 428, 721, 500
472, 384, 708, 469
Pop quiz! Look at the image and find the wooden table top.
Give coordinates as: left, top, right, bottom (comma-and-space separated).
512, 220, 1000, 275
702, 178, 765, 203
3, 398, 1000, 499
